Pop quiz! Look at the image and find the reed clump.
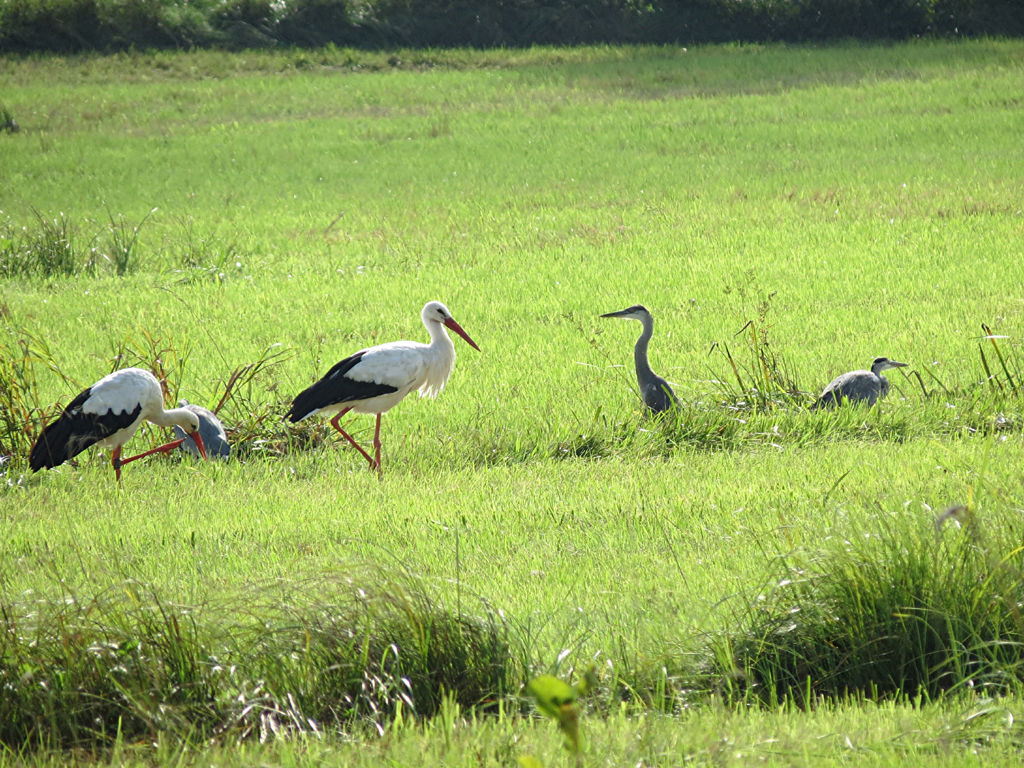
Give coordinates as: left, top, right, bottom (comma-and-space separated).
716, 503, 1024, 704
0, 565, 516, 749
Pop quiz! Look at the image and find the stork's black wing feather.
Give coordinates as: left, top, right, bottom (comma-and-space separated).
286, 351, 400, 423
29, 388, 143, 471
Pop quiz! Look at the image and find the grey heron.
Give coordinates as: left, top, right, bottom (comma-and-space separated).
286, 301, 480, 475
813, 356, 908, 409
600, 304, 679, 413
29, 368, 208, 482
174, 400, 230, 460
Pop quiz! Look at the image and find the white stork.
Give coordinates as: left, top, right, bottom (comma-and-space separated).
30, 367, 208, 481
286, 300, 480, 474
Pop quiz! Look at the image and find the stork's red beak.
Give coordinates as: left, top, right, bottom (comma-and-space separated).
444, 317, 480, 351
192, 432, 209, 461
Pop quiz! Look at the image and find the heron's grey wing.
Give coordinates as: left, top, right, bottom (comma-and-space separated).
814, 371, 880, 408
643, 377, 678, 413
175, 404, 231, 459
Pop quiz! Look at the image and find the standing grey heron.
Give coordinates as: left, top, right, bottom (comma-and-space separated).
286, 301, 480, 475
600, 304, 679, 413
813, 356, 908, 409
173, 400, 231, 460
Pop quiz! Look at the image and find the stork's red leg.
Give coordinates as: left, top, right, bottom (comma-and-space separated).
329, 409, 378, 470
372, 413, 383, 476
120, 437, 188, 466
111, 445, 123, 483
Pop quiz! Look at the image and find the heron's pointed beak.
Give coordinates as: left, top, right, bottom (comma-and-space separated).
600, 308, 632, 319
887, 361, 909, 369
192, 432, 209, 461
444, 317, 480, 351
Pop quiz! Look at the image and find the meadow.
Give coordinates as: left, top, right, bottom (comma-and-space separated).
2, 39, 1024, 765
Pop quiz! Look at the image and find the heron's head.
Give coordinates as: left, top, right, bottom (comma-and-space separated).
179, 411, 209, 460
871, 356, 908, 373
600, 304, 652, 322
423, 301, 480, 351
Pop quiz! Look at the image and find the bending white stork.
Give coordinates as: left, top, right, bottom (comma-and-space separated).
286, 301, 480, 474
30, 367, 208, 481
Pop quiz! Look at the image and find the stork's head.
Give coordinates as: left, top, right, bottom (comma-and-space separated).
600, 305, 652, 322
423, 301, 480, 351
871, 356, 908, 374
178, 411, 209, 460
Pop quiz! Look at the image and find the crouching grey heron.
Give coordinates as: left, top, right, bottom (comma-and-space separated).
600, 304, 679, 413
173, 400, 231, 459
813, 356, 908, 409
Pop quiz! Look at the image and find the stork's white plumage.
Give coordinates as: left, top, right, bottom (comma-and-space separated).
286, 301, 480, 474
30, 367, 208, 481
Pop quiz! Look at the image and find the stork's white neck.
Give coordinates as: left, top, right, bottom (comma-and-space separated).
416, 319, 457, 398
149, 406, 196, 431
424, 319, 455, 349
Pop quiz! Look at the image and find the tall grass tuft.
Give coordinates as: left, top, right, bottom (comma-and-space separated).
171, 216, 248, 285
24, 210, 83, 278
717, 502, 1024, 704
101, 205, 155, 276
239, 568, 514, 733
0, 580, 221, 748
977, 324, 1021, 398
707, 291, 807, 411
0, 208, 154, 280
0, 565, 516, 749
0, 329, 78, 462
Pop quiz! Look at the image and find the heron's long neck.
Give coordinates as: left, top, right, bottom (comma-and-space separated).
633, 315, 655, 383
150, 406, 193, 430
870, 363, 891, 395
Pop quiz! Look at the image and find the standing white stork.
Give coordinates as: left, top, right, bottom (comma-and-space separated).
286, 301, 480, 474
30, 367, 208, 481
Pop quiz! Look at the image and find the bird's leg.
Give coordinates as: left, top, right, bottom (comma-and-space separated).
372, 413, 383, 476
111, 445, 123, 483
120, 437, 188, 466
329, 409, 378, 470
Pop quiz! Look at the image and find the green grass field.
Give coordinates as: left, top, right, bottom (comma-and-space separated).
3, 39, 1024, 765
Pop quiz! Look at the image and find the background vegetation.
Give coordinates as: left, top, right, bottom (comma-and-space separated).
1, 39, 1024, 764
1, 0, 1022, 54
